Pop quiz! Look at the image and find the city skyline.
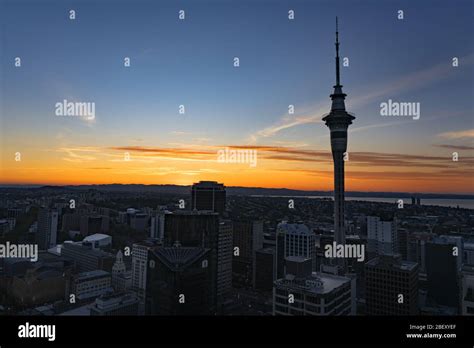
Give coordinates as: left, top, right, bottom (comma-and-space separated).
1, 0, 473, 194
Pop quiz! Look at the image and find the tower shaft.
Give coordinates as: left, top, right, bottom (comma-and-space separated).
322, 17, 355, 273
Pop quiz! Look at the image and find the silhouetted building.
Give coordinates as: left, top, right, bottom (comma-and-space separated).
365, 254, 418, 315
37, 208, 58, 250
232, 220, 263, 288
163, 211, 219, 311
191, 181, 226, 214
217, 220, 233, 300
426, 235, 462, 310
146, 246, 212, 315
397, 228, 408, 260
80, 215, 109, 236
255, 248, 275, 292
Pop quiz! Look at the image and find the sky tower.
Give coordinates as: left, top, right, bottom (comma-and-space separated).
322, 18, 355, 253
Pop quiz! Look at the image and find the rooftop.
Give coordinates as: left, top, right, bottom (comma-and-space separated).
275, 272, 351, 294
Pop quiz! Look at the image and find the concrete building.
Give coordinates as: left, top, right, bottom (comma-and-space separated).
273, 257, 355, 316
83, 233, 112, 250
61, 242, 114, 273
367, 216, 397, 256
276, 222, 316, 273
365, 254, 419, 315
71, 270, 112, 301
217, 220, 233, 300
90, 291, 139, 316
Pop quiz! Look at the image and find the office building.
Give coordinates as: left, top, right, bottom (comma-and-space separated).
273, 256, 355, 316
255, 248, 275, 292
37, 208, 58, 250
426, 235, 463, 309
217, 220, 233, 300
191, 181, 226, 214
146, 245, 212, 315
71, 270, 112, 301
61, 242, 114, 273
365, 254, 419, 315
367, 216, 397, 256
276, 222, 316, 274
131, 239, 161, 302
232, 220, 263, 288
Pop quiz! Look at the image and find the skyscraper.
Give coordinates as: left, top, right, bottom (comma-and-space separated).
365, 254, 419, 315
37, 208, 58, 250
191, 181, 226, 214
322, 18, 355, 260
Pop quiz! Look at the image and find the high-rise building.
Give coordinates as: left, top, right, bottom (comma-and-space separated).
37, 208, 58, 250
163, 211, 219, 311
217, 220, 233, 300
273, 256, 355, 316
191, 181, 226, 214
131, 239, 161, 303
255, 247, 275, 292
150, 210, 167, 240
407, 231, 434, 274
425, 235, 463, 310
276, 222, 316, 274
397, 228, 409, 260
146, 245, 212, 315
130, 213, 148, 232
367, 216, 398, 257
232, 220, 263, 288
322, 18, 355, 273
365, 254, 419, 315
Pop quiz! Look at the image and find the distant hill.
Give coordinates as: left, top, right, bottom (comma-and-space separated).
0, 183, 472, 199
38, 184, 473, 200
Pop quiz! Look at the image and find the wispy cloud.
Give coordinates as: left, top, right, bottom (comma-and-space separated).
438, 129, 474, 139
250, 54, 474, 142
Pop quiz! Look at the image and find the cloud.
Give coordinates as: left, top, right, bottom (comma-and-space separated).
437, 129, 474, 139
249, 53, 474, 142
106, 144, 474, 170
58, 147, 100, 162
434, 144, 474, 151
